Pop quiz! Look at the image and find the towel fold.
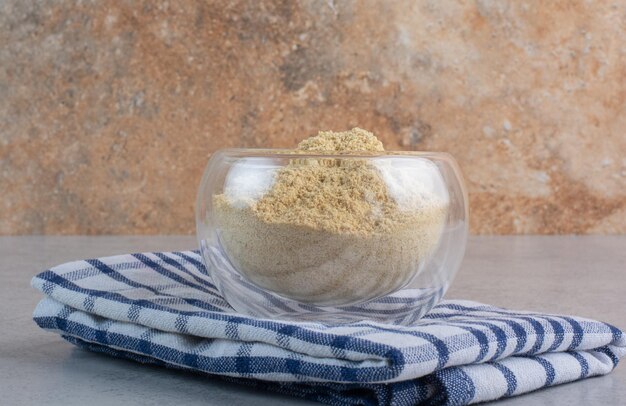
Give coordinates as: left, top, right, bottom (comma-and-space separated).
32, 250, 625, 405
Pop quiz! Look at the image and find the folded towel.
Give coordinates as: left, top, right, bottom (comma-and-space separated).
32, 250, 625, 405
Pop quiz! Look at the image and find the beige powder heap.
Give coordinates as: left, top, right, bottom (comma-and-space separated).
214, 128, 448, 306
297, 128, 384, 152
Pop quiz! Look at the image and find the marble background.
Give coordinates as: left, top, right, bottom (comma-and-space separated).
1, 0, 625, 235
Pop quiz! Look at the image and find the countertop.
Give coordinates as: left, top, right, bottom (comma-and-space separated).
1, 236, 624, 405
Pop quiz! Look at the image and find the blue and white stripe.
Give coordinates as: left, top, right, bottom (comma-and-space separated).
32, 250, 625, 405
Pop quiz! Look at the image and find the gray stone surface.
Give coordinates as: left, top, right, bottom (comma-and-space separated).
0, 235, 624, 405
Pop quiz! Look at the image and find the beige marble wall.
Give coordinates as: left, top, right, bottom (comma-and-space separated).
1, 1, 625, 235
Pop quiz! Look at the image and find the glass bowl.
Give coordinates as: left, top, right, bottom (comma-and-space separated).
196, 149, 468, 325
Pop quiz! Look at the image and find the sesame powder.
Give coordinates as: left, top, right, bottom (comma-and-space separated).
213, 128, 448, 305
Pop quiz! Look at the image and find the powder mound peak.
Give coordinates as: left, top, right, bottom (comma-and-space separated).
297, 128, 385, 152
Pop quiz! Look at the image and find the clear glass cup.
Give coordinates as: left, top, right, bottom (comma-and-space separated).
196, 149, 468, 325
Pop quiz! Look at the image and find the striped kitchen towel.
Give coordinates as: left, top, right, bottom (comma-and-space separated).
32, 250, 625, 405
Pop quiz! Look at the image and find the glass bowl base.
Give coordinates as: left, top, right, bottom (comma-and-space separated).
202, 243, 447, 325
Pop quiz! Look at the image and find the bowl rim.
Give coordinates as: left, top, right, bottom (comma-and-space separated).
212, 148, 457, 161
